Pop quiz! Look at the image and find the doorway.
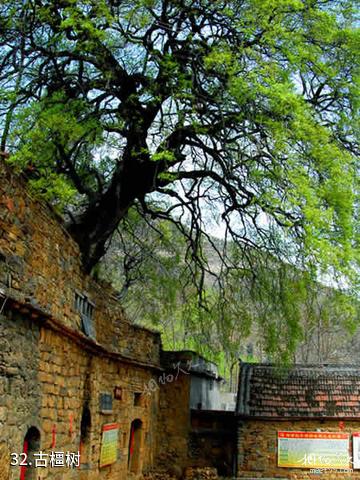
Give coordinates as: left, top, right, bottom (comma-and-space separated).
128, 419, 143, 474
20, 427, 40, 480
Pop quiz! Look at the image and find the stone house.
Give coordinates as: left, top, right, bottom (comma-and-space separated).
236, 362, 360, 479
0, 160, 235, 480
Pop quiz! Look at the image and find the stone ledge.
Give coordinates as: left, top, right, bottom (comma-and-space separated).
0, 286, 163, 372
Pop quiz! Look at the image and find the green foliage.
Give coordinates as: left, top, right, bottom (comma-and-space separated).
101, 213, 359, 371
0, 0, 358, 359
7, 91, 103, 209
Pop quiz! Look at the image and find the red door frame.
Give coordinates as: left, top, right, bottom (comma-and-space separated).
19, 439, 28, 480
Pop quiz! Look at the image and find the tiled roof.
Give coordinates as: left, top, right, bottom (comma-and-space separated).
236, 363, 360, 418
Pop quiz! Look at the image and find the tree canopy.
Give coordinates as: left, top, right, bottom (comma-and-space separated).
0, 0, 358, 294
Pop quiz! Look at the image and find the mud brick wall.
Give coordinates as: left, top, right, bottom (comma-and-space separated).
237, 418, 360, 479
0, 160, 161, 365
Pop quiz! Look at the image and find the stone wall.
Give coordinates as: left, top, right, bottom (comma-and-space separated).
237, 418, 360, 479
155, 362, 191, 477
0, 160, 162, 479
0, 160, 161, 365
0, 160, 235, 480
155, 352, 236, 478
0, 308, 160, 480
0, 311, 41, 480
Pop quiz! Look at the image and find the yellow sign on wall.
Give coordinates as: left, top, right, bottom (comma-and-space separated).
100, 423, 119, 468
278, 431, 350, 469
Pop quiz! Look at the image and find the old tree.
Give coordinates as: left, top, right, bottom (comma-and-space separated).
0, 0, 359, 359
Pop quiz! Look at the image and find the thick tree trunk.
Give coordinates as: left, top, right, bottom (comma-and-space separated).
67, 154, 160, 273
68, 201, 131, 274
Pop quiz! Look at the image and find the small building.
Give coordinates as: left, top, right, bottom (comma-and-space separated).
188, 353, 222, 411
0, 160, 163, 480
236, 362, 360, 479
156, 351, 237, 477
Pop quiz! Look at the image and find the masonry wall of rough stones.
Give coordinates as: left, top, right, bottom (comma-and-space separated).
237, 418, 360, 479
155, 368, 191, 477
0, 160, 163, 479
0, 161, 161, 365
154, 352, 236, 479
0, 311, 41, 480
0, 160, 237, 480
0, 308, 160, 480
